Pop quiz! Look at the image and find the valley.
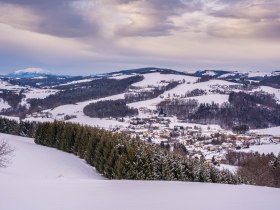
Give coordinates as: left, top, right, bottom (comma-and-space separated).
2, 1, 280, 209
0, 68, 280, 188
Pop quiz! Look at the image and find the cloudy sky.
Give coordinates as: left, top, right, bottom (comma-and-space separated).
0, 0, 279, 75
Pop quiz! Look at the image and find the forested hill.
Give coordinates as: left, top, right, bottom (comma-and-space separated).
0, 68, 279, 131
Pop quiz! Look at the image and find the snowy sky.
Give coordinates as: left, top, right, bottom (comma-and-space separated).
0, 0, 280, 75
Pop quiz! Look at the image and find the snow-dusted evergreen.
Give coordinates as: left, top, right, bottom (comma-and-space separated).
33, 121, 249, 184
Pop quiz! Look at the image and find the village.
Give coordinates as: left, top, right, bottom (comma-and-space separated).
27, 102, 280, 167
116, 106, 280, 165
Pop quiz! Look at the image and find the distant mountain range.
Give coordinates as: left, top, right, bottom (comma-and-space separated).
3, 67, 280, 88
101, 67, 280, 81
0, 65, 280, 131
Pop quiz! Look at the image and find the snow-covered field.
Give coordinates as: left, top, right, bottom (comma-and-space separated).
252, 126, 280, 136
189, 94, 229, 105
24, 89, 59, 100
131, 72, 198, 87
0, 79, 25, 91
0, 99, 10, 110
44, 93, 125, 118
163, 79, 241, 97
29, 93, 128, 128
241, 144, 280, 156
128, 77, 238, 110
58, 78, 95, 86
0, 133, 280, 210
109, 74, 135, 80
0, 78, 59, 111
3, 179, 280, 210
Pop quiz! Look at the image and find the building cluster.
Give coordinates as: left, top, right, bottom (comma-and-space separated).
116, 108, 280, 165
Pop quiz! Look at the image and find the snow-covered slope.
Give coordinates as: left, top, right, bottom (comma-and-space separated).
0, 79, 25, 91
0, 133, 279, 210
0, 133, 102, 180
2, 180, 280, 210
33, 93, 127, 128
132, 72, 198, 87
0, 78, 58, 100
23, 89, 59, 100
128, 79, 241, 110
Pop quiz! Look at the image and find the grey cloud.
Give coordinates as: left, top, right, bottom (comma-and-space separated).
0, 0, 69, 8
253, 21, 280, 40
38, 7, 99, 37
116, 22, 177, 37
209, 0, 280, 20
189, 0, 280, 40
116, 0, 186, 9
0, 0, 186, 38
0, 0, 99, 37
0, 0, 209, 38
3, 0, 280, 39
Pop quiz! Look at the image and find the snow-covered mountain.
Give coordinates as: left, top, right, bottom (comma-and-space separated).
6, 68, 52, 79
4, 67, 280, 86
0, 67, 279, 134
1, 67, 279, 126
3, 68, 83, 87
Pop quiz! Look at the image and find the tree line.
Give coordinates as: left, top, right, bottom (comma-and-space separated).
157, 92, 280, 129
84, 99, 138, 118
33, 121, 249, 184
259, 75, 280, 89
0, 116, 250, 185
0, 117, 36, 138
28, 76, 143, 113
0, 89, 24, 109
125, 81, 180, 103
227, 151, 280, 188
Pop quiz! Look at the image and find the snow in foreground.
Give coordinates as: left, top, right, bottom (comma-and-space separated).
0, 133, 103, 180
0, 133, 279, 210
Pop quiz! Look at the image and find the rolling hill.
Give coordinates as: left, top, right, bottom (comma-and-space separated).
0, 133, 279, 210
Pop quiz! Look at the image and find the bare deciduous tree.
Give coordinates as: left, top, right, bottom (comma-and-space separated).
0, 141, 14, 167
